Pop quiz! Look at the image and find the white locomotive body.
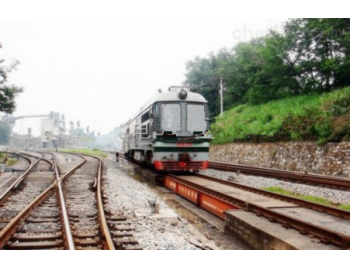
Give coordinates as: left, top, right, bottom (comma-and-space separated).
118, 86, 212, 171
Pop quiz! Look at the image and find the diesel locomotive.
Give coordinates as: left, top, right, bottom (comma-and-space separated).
118, 86, 212, 171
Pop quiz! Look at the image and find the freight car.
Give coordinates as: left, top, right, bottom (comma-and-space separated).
118, 86, 212, 171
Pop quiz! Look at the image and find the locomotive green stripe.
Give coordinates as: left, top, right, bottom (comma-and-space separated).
153, 147, 209, 152
155, 137, 212, 143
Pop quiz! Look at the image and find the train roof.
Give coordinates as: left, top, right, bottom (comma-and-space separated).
140, 87, 207, 111
122, 86, 208, 127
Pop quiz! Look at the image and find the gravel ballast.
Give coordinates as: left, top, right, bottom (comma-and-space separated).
103, 160, 218, 250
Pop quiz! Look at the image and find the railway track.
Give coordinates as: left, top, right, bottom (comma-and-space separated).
0, 152, 62, 249
0, 151, 142, 250
60, 153, 112, 250
209, 161, 350, 190
110, 153, 350, 191
164, 173, 350, 249
111, 153, 350, 249
0, 152, 32, 203
197, 173, 350, 220
0, 152, 54, 226
67, 153, 142, 250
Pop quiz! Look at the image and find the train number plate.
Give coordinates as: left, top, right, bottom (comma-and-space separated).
177, 142, 192, 147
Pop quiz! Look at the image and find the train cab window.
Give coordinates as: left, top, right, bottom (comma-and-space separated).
161, 104, 181, 133
187, 104, 207, 133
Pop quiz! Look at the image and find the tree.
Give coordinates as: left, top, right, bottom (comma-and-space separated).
0, 58, 23, 114
228, 39, 265, 104
184, 18, 350, 111
284, 18, 350, 93
244, 33, 301, 104
185, 54, 221, 116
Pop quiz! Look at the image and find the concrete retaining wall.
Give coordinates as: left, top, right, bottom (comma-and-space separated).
209, 142, 350, 177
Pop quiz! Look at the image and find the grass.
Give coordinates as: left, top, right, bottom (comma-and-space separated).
264, 186, 350, 210
61, 148, 108, 158
6, 158, 18, 166
1, 153, 17, 166
210, 87, 350, 144
340, 205, 350, 211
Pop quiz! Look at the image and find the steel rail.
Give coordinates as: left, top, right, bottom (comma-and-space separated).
17, 151, 55, 171
0, 153, 87, 249
35, 151, 56, 171
12, 151, 46, 189
209, 161, 350, 190
53, 154, 75, 250
167, 174, 350, 249
0, 151, 39, 204
196, 173, 350, 220
75, 153, 115, 250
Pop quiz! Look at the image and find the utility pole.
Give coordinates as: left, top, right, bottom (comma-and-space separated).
219, 76, 224, 116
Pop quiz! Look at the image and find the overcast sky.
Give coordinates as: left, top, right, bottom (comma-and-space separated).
0, 18, 288, 136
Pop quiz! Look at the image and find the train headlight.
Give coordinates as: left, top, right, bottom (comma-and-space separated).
178, 89, 187, 100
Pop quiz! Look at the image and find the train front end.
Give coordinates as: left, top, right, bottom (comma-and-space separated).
152, 87, 212, 171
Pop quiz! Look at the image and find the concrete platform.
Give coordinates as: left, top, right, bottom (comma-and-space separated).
134, 208, 179, 225
178, 175, 349, 249
225, 210, 339, 250
180, 176, 297, 208
271, 207, 350, 237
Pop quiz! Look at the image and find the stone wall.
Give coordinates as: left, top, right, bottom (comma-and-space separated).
209, 142, 350, 177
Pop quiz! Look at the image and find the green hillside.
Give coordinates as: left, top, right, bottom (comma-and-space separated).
210, 87, 350, 145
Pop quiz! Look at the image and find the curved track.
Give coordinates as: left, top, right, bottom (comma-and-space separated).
0, 152, 54, 223
0, 151, 142, 250
0, 152, 85, 249
0, 152, 64, 249
0, 152, 41, 205
61, 154, 110, 249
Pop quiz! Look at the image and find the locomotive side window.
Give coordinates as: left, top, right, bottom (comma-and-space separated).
161, 104, 181, 133
141, 111, 150, 123
187, 104, 206, 133
141, 124, 149, 138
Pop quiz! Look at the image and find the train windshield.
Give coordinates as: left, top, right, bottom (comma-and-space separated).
161, 103, 181, 133
187, 104, 207, 133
